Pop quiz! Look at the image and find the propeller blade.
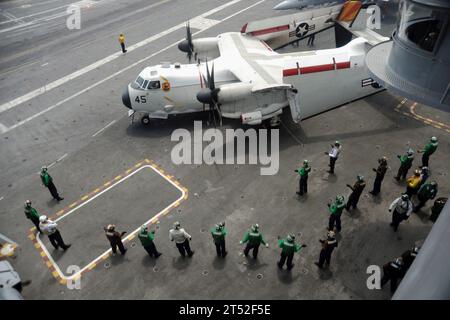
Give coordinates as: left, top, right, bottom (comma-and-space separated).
209, 103, 217, 128
205, 59, 211, 89
214, 101, 222, 126
186, 22, 194, 62
210, 63, 215, 91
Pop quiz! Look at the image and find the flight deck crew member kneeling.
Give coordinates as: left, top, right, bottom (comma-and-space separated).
104, 224, 127, 255
169, 221, 194, 257
138, 225, 161, 258
39, 215, 71, 250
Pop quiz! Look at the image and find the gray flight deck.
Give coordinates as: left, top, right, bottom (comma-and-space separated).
37, 165, 182, 274
0, 0, 449, 299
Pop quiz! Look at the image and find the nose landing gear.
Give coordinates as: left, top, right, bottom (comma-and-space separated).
141, 115, 151, 125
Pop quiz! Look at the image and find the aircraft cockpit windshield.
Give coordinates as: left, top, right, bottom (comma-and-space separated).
134, 76, 161, 90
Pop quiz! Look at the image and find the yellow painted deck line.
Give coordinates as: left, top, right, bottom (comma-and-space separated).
32, 159, 188, 284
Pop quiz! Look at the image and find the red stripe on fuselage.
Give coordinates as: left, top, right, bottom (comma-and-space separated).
283, 68, 298, 77
249, 24, 290, 36
283, 61, 350, 77
336, 61, 351, 69
300, 63, 334, 74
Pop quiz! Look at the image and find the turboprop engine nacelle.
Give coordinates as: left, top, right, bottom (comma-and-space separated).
218, 83, 254, 102
178, 37, 220, 61
193, 38, 220, 60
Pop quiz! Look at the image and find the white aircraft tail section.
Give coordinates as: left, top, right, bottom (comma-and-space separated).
241, 4, 343, 49
335, 1, 389, 46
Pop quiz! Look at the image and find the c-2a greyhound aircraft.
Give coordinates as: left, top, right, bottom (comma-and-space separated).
121, 1, 389, 127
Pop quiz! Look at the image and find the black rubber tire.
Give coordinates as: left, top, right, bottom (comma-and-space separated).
141, 116, 151, 125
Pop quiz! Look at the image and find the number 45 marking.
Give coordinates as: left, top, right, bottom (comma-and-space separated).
135, 96, 147, 103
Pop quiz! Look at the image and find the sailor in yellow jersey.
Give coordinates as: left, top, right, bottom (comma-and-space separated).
119, 33, 127, 53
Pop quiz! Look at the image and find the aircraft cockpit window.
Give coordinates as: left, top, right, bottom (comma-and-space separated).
148, 81, 161, 90
142, 80, 149, 89
135, 76, 144, 87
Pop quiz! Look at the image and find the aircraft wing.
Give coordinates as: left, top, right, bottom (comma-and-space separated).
215, 32, 299, 122
216, 32, 289, 92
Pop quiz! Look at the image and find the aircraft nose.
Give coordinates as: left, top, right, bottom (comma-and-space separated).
122, 87, 132, 109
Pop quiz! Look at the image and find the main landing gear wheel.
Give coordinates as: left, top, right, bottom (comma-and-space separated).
141, 115, 151, 125
268, 115, 281, 128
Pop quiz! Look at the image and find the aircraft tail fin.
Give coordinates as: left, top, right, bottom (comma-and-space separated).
335, 1, 389, 47
336, 0, 362, 22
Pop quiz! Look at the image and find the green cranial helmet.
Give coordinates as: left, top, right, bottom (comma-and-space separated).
303, 159, 309, 166
407, 148, 414, 156
252, 224, 259, 232
336, 195, 344, 203
141, 224, 147, 233
25, 200, 31, 207
41, 166, 48, 172
215, 224, 221, 231
286, 234, 295, 242
431, 136, 438, 143
357, 175, 364, 182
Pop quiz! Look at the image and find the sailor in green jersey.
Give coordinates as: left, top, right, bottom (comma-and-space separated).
328, 195, 345, 232
40, 166, 64, 201
395, 148, 414, 181
240, 224, 268, 259
295, 160, 311, 196
211, 222, 227, 258
24, 200, 41, 233
414, 181, 438, 213
138, 224, 161, 258
418, 136, 438, 168
277, 234, 306, 270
